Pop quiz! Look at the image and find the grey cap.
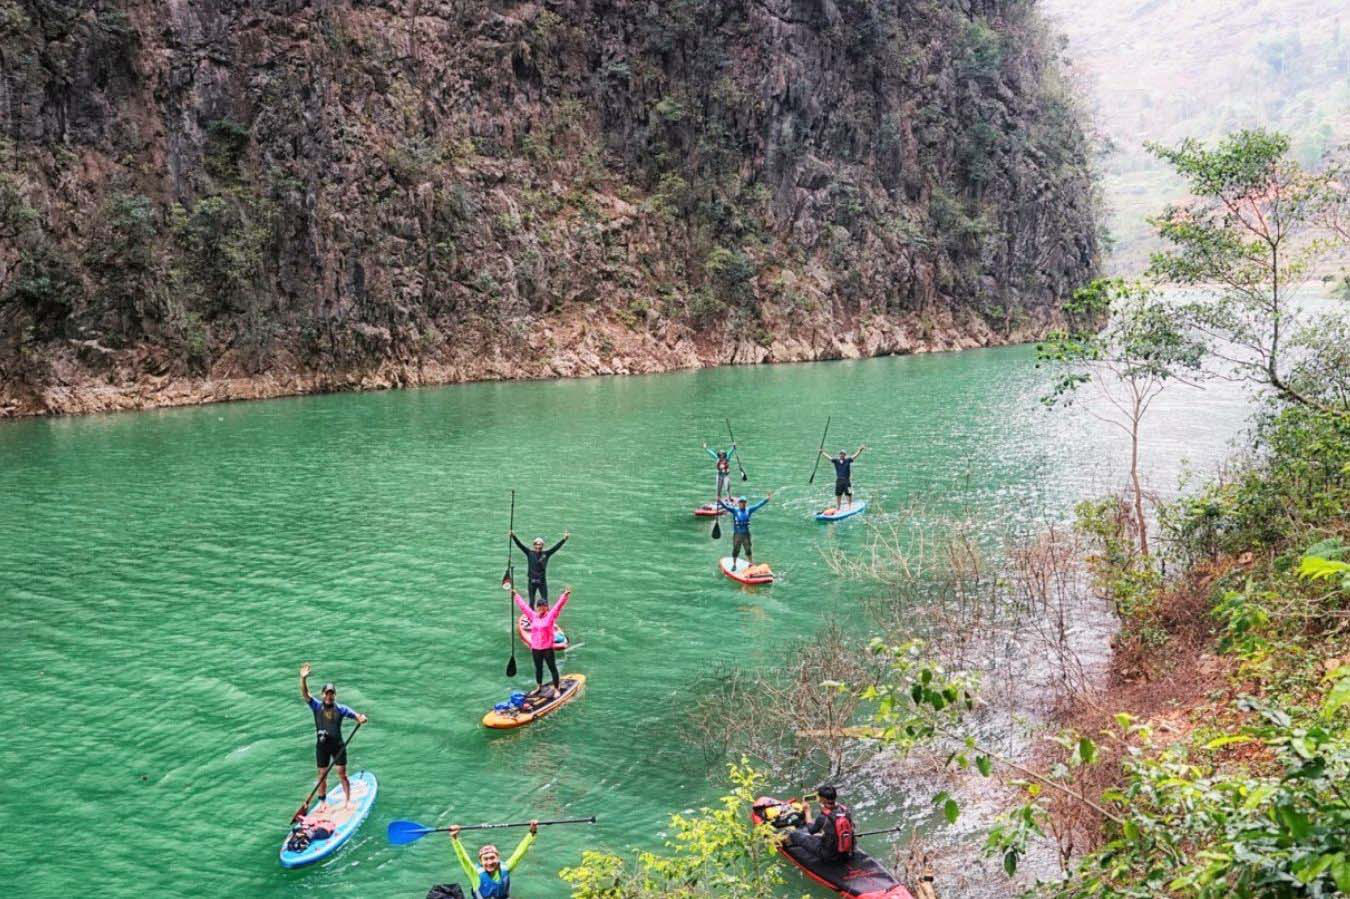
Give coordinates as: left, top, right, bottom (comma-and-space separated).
322, 682, 336, 693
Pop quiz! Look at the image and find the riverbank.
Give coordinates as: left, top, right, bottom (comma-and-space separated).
0, 306, 1056, 419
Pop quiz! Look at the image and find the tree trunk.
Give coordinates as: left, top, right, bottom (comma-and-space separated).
1130, 396, 1149, 557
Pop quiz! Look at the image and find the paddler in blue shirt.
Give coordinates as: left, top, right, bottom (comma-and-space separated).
450, 819, 538, 898
300, 663, 367, 809
821, 444, 866, 510
718, 493, 772, 566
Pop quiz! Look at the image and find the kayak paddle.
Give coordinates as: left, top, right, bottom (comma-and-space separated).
808, 416, 831, 484
387, 815, 598, 846
290, 721, 362, 824
726, 418, 748, 481
505, 490, 517, 679
711, 511, 722, 540
855, 824, 906, 838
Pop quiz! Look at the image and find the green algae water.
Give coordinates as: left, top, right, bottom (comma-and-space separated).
2, 346, 1249, 898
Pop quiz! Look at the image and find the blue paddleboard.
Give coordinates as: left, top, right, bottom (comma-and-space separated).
280, 770, 378, 868
815, 501, 867, 522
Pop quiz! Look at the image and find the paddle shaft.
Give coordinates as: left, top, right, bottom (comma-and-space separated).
424, 816, 596, 835
725, 418, 747, 480
808, 416, 831, 484
505, 490, 517, 677
291, 721, 362, 823
855, 825, 905, 838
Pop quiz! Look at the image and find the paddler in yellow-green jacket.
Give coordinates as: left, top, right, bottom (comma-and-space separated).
450, 819, 537, 898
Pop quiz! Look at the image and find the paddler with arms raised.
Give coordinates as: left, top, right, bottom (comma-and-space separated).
450, 819, 538, 898
718, 492, 772, 566
702, 440, 737, 502
821, 444, 866, 511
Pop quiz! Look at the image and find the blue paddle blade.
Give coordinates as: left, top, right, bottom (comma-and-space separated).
387, 819, 432, 845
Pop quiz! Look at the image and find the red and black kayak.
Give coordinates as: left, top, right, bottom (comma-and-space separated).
751, 797, 914, 899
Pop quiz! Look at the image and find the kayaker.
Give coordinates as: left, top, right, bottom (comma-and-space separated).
511, 584, 572, 697
510, 530, 569, 605
718, 493, 772, 566
450, 819, 538, 898
787, 784, 855, 864
702, 441, 737, 501
820, 445, 866, 510
299, 663, 368, 809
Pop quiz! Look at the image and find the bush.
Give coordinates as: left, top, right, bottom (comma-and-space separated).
557, 763, 784, 899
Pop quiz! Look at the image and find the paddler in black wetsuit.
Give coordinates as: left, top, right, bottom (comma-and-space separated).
299, 663, 367, 809
510, 530, 569, 605
820, 444, 866, 511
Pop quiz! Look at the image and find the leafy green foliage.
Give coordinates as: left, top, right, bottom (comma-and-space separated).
557, 762, 788, 899
1147, 130, 1349, 415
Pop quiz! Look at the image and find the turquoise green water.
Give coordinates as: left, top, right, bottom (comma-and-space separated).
1, 347, 1248, 897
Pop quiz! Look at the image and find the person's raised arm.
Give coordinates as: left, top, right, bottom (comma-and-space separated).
511, 532, 529, 554
853, 444, 866, 459
704, 443, 718, 460
545, 588, 572, 624
545, 532, 569, 557
727, 444, 736, 460
718, 497, 735, 511
449, 826, 477, 879
300, 663, 313, 703
505, 821, 538, 871
749, 494, 771, 513
512, 592, 532, 617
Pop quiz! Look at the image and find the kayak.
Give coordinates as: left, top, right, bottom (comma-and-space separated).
694, 502, 727, 517
483, 673, 586, 729
816, 501, 867, 522
720, 556, 774, 585
279, 770, 378, 869
750, 796, 914, 899
518, 614, 569, 651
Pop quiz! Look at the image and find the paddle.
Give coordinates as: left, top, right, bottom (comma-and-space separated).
807, 416, 831, 484
725, 418, 748, 481
711, 511, 722, 540
505, 490, 517, 678
290, 721, 363, 824
855, 824, 906, 838
387, 815, 598, 846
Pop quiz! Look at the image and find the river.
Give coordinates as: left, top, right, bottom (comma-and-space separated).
1, 343, 1251, 897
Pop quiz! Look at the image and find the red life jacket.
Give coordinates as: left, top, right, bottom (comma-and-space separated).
830, 805, 855, 856
716, 455, 730, 474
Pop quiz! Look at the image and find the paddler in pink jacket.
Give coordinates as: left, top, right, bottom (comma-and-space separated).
510, 584, 572, 697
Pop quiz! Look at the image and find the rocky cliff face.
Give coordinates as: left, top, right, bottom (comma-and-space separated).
0, 0, 1099, 416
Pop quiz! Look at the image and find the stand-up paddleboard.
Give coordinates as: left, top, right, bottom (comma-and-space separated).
280, 770, 378, 869
720, 556, 775, 585
694, 502, 727, 517
751, 796, 915, 899
483, 674, 586, 729
816, 501, 867, 522
518, 614, 569, 651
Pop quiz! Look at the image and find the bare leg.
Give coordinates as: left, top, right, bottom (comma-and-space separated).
337, 764, 352, 808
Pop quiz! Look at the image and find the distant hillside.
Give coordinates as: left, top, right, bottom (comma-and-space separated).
1044, 0, 1350, 272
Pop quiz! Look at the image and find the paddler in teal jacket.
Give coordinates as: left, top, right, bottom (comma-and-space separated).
450, 819, 537, 898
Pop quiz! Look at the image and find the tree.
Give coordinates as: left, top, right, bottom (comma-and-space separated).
1147, 130, 1349, 416
1038, 279, 1205, 556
